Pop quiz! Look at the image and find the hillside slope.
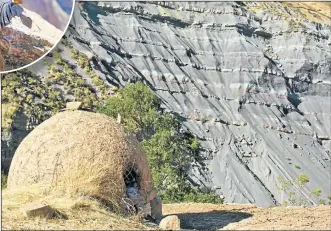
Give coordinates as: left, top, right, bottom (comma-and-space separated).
0, 6, 62, 71
1, 2, 331, 207
8, 7, 63, 44
21, 0, 73, 30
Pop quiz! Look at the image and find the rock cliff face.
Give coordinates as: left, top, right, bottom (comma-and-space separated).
21, 0, 73, 30
2, 2, 331, 207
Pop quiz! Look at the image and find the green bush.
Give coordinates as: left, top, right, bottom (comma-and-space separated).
318, 199, 326, 205
310, 188, 322, 197
277, 174, 310, 205
276, 174, 328, 206
98, 82, 223, 204
61, 37, 73, 48
183, 190, 224, 204
1, 171, 7, 189
52, 49, 62, 64
98, 82, 159, 133
70, 48, 79, 60
327, 194, 331, 205
2, 70, 66, 132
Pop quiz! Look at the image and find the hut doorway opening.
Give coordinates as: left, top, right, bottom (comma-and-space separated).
124, 168, 143, 213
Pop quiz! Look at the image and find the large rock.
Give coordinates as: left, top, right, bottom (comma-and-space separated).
159, 215, 181, 230
20, 203, 54, 218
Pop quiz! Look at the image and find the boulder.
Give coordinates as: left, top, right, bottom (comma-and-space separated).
20, 203, 54, 218
159, 215, 180, 230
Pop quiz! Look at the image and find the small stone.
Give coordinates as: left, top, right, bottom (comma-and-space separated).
159, 215, 180, 230
117, 113, 122, 124
66, 102, 82, 110
317, 135, 330, 140
232, 121, 241, 126
20, 203, 54, 219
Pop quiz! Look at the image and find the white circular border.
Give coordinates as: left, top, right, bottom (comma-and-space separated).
0, 0, 76, 74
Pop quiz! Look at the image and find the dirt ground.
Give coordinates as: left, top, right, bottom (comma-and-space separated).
163, 203, 331, 230
2, 185, 331, 231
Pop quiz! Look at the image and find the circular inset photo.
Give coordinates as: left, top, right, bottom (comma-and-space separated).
0, 0, 75, 73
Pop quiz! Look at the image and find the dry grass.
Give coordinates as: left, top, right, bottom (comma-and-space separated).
2, 188, 330, 230
50, 156, 125, 213
7, 111, 155, 215
247, 2, 331, 25
1, 185, 154, 230
282, 2, 331, 25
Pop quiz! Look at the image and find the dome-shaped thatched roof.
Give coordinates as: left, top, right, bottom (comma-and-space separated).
7, 110, 156, 212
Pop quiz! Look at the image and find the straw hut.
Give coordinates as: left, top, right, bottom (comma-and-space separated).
7, 110, 162, 220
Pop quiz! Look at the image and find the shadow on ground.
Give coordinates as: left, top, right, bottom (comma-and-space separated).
167, 210, 253, 230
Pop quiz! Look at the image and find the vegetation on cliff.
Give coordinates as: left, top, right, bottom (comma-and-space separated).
98, 82, 223, 203
1, 44, 222, 203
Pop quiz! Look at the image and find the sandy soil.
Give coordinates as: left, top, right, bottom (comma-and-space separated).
2, 185, 330, 231
163, 203, 331, 230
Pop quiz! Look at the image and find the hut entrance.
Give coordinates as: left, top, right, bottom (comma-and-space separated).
124, 169, 139, 189
124, 168, 155, 222
124, 168, 143, 213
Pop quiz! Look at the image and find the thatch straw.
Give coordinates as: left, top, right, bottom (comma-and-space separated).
7, 110, 155, 213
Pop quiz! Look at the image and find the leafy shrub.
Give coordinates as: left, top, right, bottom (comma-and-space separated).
52, 49, 63, 64
98, 82, 223, 204
61, 37, 73, 48
183, 190, 224, 204
1, 171, 7, 189
69, 48, 109, 98
277, 174, 310, 206
2, 70, 66, 132
70, 48, 79, 60
310, 188, 322, 197
327, 194, 331, 205
297, 174, 309, 187
277, 174, 329, 206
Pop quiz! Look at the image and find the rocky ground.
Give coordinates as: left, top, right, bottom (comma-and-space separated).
0, 27, 50, 71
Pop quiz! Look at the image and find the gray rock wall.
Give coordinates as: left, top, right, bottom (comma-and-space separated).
66, 2, 331, 207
